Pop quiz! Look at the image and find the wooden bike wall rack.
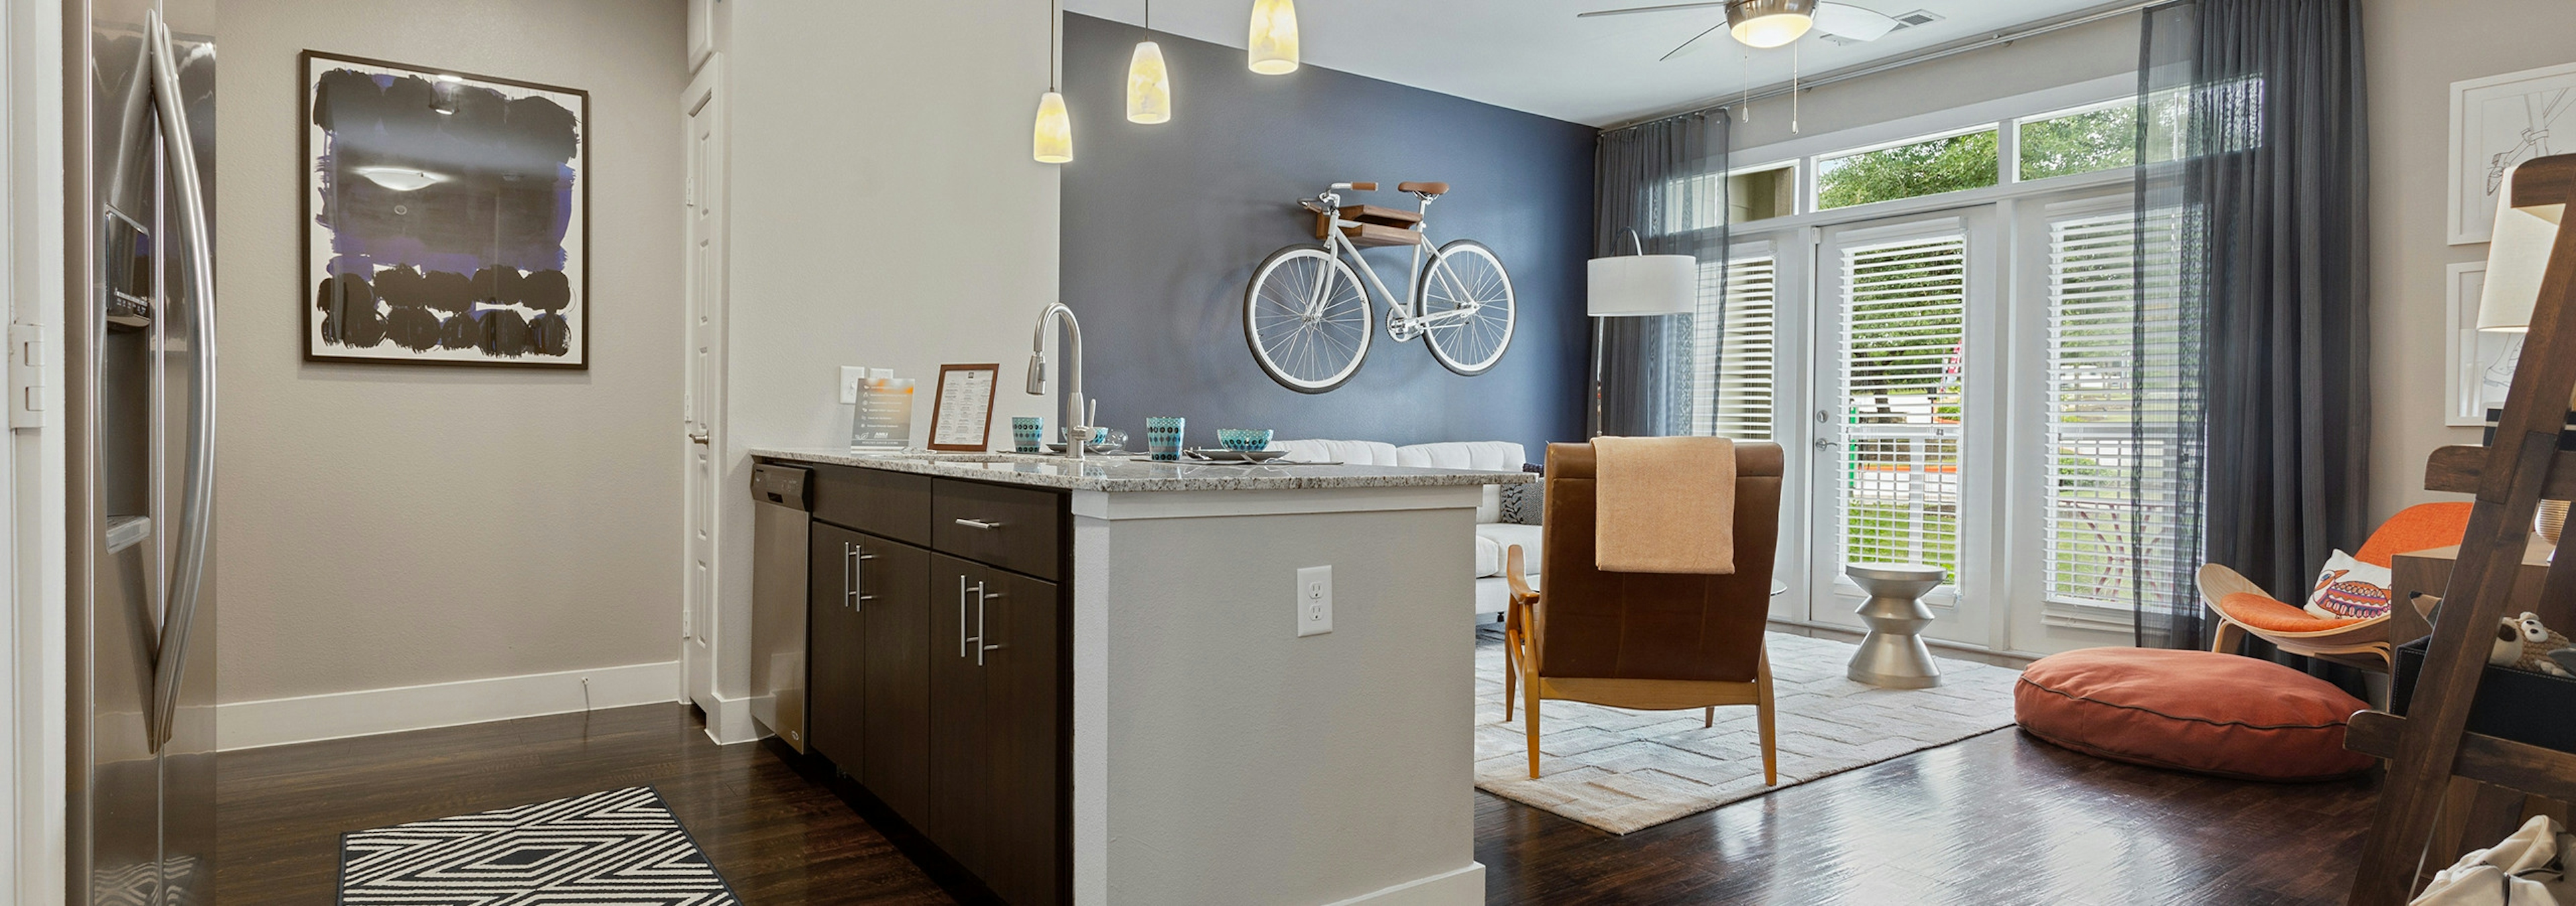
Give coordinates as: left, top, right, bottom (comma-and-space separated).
2345, 152, 2576, 905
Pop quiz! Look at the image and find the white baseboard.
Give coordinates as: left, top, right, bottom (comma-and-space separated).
695, 690, 761, 746
217, 660, 682, 752
1322, 863, 1485, 906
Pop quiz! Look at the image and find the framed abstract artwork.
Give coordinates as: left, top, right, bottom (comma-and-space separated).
2446, 261, 2524, 426
2448, 61, 2576, 245
302, 51, 589, 367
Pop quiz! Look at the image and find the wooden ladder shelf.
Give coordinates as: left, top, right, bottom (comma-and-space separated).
2345, 153, 2576, 905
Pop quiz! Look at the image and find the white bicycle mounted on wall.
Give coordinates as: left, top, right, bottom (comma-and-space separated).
1243, 181, 1517, 393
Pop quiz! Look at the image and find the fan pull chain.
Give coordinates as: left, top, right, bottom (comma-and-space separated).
1791, 41, 1801, 134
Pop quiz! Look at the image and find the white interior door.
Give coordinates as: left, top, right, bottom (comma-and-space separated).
1807, 208, 2002, 646
681, 60, 725, 713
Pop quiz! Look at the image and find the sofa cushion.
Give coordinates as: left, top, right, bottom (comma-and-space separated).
1276, 440, 1528, 523
1398, 442, 1525, 523
1474, 523, 1542, 578
2014, 647, 2375, 782
1269, 438, 1401, 466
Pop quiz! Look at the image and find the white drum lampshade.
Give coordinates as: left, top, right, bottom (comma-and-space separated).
1587, 254, 1697, 317
2477, 162, 2566, 333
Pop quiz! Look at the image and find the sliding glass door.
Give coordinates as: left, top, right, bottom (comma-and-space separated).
1807, 209, 2002, 643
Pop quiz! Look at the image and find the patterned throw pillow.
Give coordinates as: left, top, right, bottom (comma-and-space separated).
1499, 472, 1544, 525
2304, 550, 2392, 620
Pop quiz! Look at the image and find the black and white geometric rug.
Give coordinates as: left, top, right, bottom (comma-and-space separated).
339, 786, 741, 905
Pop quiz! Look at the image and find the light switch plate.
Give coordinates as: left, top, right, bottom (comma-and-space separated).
839, 366, 867, 404
1296, 565, 1332, 637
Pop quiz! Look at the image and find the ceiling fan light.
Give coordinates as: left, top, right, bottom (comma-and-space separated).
1127, 40, 1172, 124
1248, 0, 1299, 74
1727, 0, 1817, 48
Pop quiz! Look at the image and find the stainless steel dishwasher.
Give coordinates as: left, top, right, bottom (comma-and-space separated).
750, 463, 812, 753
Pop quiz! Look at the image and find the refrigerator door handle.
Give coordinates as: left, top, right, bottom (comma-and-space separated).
144, 9, 217, 755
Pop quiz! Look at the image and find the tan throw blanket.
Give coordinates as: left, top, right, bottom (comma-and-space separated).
1593, 436, 1735, 574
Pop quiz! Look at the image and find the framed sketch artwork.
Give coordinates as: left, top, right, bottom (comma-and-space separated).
2449, 61, 2576, 245
303, 51, 589, 367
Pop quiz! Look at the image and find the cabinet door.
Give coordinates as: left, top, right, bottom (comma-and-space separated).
928, 554, 991, 881
807, 523, 867, 771
859, 533, 932, 828
979, 566, 1063, 906
928, 554, 1063, 905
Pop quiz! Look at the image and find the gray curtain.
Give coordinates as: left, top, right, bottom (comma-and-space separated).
2137, 0, 2371, 662
1593, 111, 1728, 437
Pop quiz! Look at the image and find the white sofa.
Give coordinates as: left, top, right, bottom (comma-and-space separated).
1270, 438, 1538, 622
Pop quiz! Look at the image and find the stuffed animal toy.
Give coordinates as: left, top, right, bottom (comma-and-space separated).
2491, 612, 2574, 678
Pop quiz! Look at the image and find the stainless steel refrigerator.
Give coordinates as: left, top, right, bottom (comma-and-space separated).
65, 0, 218, 902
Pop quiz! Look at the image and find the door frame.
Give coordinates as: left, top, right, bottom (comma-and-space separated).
5, 0, 69, 896
680, 55, 729, 730
1801, 204, 2006, 649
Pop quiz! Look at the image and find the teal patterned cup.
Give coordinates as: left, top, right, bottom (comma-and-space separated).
1146, 417, 1186, 462
1011, 416, 1044, 453
1216, 428, 1273, 452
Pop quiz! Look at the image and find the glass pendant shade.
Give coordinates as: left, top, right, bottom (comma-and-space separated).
1126, 40, 1172, 124
1248, 0, 1300, 74
1727, 0, 1816, 48
1032, 91, 1073, 164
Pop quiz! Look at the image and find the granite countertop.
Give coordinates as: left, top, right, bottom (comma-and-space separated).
749, 447, 1538, 493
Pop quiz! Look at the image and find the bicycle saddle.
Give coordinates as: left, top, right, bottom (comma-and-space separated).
1398, 181, 1449, 196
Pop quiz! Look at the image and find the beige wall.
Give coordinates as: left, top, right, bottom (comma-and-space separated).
2363, 0, 2576, 523
706, 0, 1059, 713
214, 0, 690, 703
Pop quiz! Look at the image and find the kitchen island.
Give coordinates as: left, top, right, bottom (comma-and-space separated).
749, 448, 1531, 906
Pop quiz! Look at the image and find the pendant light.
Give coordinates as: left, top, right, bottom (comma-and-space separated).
1247, 0, 1300, 75
1126, 0, 1172, 124
1727, 0, 1817, 49
1034, 0, 1073, 163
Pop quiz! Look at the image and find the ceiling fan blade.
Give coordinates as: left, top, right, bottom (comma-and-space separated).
1577, 1, 1727, 19
1813, 2, 1900, 41
1658, 20, 1729, 61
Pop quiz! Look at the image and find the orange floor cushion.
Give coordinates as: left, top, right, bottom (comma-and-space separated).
2215, 592, 2368, 633
2015, 647, 2376, 782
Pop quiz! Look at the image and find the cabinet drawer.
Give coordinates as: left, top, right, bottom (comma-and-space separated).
811, 464, 931, 545
931, 479, 1062, 581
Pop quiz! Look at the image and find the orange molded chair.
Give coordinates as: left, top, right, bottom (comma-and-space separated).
2200, 502, 2473, 672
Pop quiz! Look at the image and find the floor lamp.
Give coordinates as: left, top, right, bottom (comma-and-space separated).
1587, 232, 1697, 437
2475, 160, 2571, 542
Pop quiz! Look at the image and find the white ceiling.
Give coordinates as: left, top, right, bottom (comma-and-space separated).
1062, 0, 2115, 126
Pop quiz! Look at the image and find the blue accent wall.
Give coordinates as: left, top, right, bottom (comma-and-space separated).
1059, 13, 1595, 459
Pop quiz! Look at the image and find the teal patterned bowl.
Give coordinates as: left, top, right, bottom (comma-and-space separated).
1216, 428, 1273, 452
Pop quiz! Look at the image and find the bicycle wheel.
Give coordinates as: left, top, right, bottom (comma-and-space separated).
1244, 245, 1374, 393
1418, 239, 1516, 376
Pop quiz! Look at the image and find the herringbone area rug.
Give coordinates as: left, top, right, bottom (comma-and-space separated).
339, 786, 739, 905
1474, 629, 2024, 834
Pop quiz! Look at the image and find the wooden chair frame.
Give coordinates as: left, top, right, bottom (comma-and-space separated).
1501, 546, 1778, 784
2198, 563, 2410, 673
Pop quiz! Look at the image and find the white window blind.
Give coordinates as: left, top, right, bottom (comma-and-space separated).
2042, 208, 2188, 612
1832, 232, 1968, 581
1692, 252, 1777, 441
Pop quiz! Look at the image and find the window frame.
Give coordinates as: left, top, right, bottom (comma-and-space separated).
1811, 123, 2005, 212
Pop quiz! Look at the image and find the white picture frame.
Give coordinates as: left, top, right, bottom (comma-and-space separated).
2449, 61, 2576, 245
2447, 262, 2524, 426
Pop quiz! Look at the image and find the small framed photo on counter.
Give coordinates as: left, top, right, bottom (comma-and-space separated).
928, 363, 1000, 452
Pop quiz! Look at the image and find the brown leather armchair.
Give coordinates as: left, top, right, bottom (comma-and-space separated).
1503, 440, 1786, 782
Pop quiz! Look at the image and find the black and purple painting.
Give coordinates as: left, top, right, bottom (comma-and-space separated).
303, 52, 587, 367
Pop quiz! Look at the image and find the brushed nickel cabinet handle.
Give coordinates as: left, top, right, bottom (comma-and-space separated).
953, 517, 1004, 530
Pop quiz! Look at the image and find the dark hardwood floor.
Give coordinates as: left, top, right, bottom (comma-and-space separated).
217, 703, 2377, 905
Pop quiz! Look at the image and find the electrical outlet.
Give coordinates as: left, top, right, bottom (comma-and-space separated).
839, 366, 868, 404
1296, 565, 1332, 637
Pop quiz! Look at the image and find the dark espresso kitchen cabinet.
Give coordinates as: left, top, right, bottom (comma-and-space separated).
794, 462, 1068, 906
807, 523, 868, 770
931, 553, 1063, 906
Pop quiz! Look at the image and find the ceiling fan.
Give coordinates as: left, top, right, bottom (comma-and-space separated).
1579, 0, 1904, 60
